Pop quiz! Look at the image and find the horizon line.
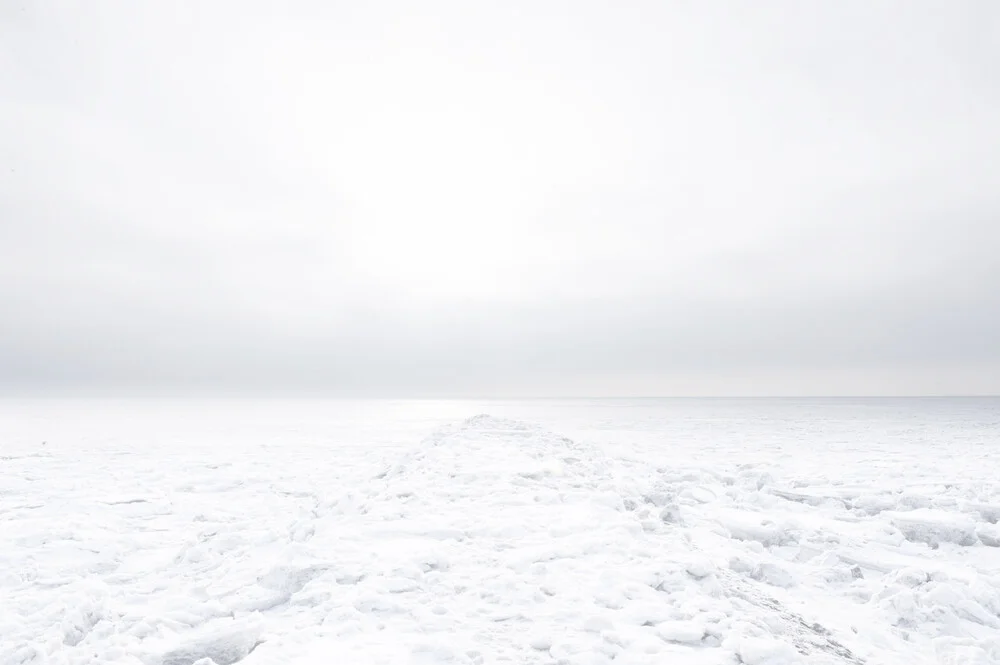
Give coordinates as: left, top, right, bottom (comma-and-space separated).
0, 393, 996, 400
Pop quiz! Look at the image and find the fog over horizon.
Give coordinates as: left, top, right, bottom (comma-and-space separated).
2, 2, 999, 397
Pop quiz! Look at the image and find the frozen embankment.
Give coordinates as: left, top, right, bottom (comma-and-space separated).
3, 414, 1000, 664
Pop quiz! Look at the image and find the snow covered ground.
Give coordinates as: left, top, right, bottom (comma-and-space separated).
1, 398, 999, 664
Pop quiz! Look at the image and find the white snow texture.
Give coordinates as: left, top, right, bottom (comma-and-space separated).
2, 398, 999, 665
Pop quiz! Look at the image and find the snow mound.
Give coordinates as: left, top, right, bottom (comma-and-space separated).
376, 413, 599, 491
425, 413, 579, 449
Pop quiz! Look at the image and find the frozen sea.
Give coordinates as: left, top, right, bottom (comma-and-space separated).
1, 397, 999, 664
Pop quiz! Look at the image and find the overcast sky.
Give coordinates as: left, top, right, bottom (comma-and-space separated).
2, 1, 999, 397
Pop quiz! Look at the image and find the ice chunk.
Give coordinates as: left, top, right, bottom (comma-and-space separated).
967, 502, 1000, 524
685, 559, 715, 579
976, 523, 1000, 547
734, 635, 801, 665
656, 620, 705, 644
716, 510, 796, 547
528, 635, 552, 650
751, 562, 798, 588
157, 617, 262, 665
769, 488, 840, 508
584, 616, 615, 633
886, 510, 978, 548
853, 493, 898, 515
659, 503, 683, 524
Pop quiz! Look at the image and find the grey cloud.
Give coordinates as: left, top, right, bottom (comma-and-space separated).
2, 1, 998, 396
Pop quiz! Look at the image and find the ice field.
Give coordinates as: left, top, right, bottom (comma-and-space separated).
2, 397, 999, 664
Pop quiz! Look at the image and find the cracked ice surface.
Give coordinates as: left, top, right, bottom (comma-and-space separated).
2, 398, 999, 664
